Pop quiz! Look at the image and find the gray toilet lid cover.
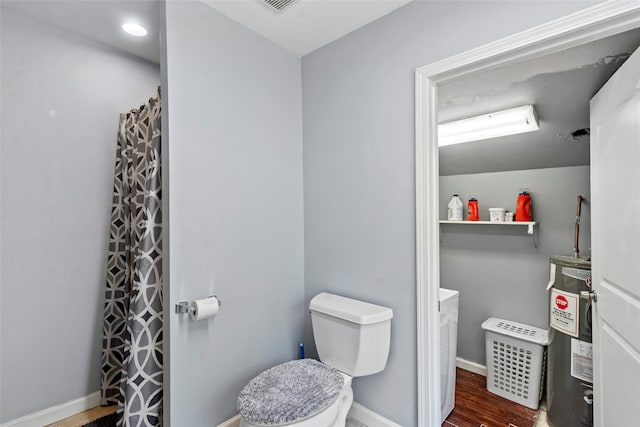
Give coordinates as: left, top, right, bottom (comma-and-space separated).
237, 359, 345, 425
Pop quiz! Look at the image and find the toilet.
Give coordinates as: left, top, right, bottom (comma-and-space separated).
237, 292, 393, 427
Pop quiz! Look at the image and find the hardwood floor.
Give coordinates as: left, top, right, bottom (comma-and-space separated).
44, 405, 116, 427
443, 368, 540, 427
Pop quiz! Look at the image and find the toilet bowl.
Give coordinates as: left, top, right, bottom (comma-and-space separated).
237, 293, 393, 427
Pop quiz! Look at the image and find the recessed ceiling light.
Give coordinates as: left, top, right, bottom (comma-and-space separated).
122, 22, 147, 37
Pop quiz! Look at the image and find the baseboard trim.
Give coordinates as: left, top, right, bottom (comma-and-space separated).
456, 357, 487, 376
347, 401, 402, 427
216, 413, 241, 427
1, 391, 101, 427
215, 401, 400, 427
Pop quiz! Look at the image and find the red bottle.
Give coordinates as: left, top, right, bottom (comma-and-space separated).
468, 198, 479, 221
515, 192, 532, 221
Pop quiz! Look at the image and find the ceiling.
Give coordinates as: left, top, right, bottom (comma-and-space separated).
1, 0, 162, 64
1, 0, 412, 61
203, 0, 411, 57
438, 28, 640, 176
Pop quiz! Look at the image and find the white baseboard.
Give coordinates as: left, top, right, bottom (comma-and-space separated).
1, 391, 101, 427
216, 401, 400, 427
347, 402, 402, 427
216, 413, 241, 427
456, 357, 487, 376
4, 393, 400, 427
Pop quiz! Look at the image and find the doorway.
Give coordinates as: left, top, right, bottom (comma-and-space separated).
415, 3, 640, 426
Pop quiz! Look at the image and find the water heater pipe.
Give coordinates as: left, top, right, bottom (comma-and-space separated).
574, 195, 583, 258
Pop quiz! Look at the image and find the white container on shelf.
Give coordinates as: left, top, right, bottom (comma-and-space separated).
447, 195, 463, 221
488, 208, 506, 222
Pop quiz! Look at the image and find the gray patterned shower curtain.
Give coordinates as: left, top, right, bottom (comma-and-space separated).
101, 89, 163, 427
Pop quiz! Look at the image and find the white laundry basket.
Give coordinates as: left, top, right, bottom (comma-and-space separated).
481, 317, 548, 409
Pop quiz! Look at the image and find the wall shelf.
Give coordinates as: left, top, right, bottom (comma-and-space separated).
439, 220, 536, 234
439, 220, 538, 248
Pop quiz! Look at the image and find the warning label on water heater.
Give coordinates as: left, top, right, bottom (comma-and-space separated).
571, 338, 593, 383
550, 288, 579, 337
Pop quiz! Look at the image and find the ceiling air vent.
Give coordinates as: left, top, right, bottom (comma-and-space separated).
261, 0, 299, 13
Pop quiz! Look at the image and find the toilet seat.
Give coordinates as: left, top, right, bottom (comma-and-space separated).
238, 359, 345, 426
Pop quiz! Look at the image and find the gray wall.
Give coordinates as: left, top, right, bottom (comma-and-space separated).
0, 1, 602, 424
301, 2, 598, 425
440, 166, 591, 365
0, 8, 160, 422
162, 2, 305, 425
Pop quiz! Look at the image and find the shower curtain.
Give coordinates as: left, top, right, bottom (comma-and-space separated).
101, 89, 163, 427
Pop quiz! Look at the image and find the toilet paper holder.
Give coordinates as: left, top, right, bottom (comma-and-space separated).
175, 295, 222, 315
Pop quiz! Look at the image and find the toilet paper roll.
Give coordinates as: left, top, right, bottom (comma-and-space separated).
190, 296, 219, 321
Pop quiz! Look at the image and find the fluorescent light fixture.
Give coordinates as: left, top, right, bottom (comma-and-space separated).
122, 22, 147, 37
438, 105, 539, 147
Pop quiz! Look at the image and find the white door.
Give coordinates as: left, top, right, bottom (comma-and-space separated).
590, 46, 640, 427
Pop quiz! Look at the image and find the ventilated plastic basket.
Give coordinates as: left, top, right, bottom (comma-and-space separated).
481, 317, 549, 410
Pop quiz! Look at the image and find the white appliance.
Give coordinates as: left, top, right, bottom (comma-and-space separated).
440, 288, 459, 423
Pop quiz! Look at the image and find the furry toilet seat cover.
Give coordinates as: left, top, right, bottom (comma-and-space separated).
237, 359, 345, 425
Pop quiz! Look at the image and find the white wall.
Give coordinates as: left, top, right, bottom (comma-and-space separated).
440, 166, 591, 364
0, 8, 160, 422
162, 2, 305, 425
301, 2, 599, 425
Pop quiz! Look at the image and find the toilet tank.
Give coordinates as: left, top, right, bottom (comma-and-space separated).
309, 292, 393, 377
